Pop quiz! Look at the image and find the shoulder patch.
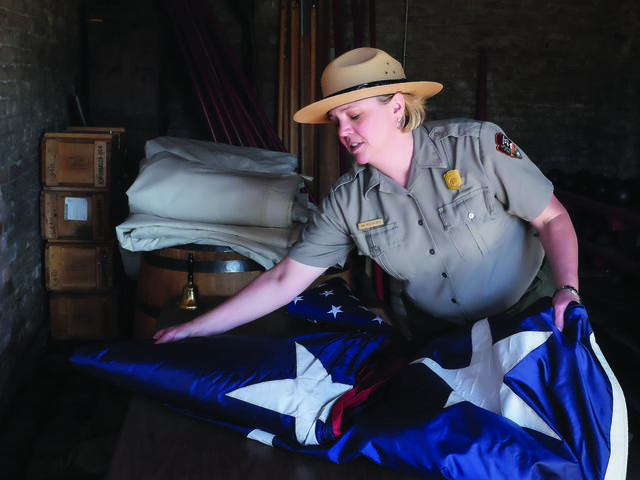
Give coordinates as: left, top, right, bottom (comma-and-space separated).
495, 132, 522, 158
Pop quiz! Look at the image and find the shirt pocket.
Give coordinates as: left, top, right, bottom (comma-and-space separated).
353, 222, 408, 279
437, 187, 497, 257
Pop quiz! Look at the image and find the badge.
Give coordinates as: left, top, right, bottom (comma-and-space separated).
357, 218, 384, 231
495, 133, 522, 158
444, 169, 462, 190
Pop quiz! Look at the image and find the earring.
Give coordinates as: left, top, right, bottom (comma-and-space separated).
397, 118, 404, 129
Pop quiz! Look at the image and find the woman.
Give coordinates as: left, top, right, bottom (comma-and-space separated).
154, 48, 579, 343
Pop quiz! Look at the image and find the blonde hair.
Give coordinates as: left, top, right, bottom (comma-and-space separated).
378, 93, 427, 132
402, 94, 427, 132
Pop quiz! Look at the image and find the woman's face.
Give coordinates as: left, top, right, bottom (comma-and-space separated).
327, 94, 402, 167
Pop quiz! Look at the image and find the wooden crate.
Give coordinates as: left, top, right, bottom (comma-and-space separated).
41, 189, 111, 240
41, 132, 120, 188
50, 292, 119, 340
64, 126, 126, 161
45, 241, 115, 291
65, 126, 125, 136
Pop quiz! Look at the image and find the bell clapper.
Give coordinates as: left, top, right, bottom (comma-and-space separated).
178, 251, 199, 310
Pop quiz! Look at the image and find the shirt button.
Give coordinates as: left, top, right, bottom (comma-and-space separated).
441, 272, 448, 278
418, 219, 423, 226
451, 298, 457, 303
468, 212, 475, 220
429, 249, 435, 255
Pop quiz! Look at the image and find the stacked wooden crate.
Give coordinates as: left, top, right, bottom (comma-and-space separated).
40, 128, 126, 340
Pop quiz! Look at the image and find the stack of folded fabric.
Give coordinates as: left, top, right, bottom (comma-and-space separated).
116, 136, 313, 278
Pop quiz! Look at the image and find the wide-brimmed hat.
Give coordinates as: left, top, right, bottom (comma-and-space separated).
293, 48, 443, 124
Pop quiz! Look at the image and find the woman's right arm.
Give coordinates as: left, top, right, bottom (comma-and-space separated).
153, 255, 326, 343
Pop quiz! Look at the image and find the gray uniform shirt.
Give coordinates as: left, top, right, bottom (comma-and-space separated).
289, 119, 554, 323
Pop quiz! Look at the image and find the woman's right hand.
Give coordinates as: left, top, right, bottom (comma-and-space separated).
152, 308, 222, 343
153, 322, 196, 344
151, 255, 326, 344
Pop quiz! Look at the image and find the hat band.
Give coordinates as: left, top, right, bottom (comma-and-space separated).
325, 78, 408, 99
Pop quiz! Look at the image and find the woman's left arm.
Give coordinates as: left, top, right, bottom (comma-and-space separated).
529, 194, 580, 331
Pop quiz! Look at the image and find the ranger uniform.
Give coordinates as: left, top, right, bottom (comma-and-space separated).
289, 119, 554, 333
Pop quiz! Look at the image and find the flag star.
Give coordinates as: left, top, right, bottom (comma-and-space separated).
292, 295, 304, 304
226, 342, 352, 446
320, 289, 335, 297
371, 316, 384, 325
414, 319, 559, 439
327, 305, 343, 318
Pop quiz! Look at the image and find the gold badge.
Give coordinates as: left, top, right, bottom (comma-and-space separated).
357, 218, 384, 231
444, 169, 462, 190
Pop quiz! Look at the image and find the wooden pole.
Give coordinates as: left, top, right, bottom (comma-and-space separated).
309, 2, 318, 196
299, 2, 317, 194
289, 1, 300, 158
316, 0, 340, 200
310, 3, 317, 104
277, 1, 287, 141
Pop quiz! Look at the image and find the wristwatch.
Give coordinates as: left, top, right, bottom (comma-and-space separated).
553, 285, 581, 303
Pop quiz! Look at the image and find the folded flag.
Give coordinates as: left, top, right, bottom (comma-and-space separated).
70, 299, 627, 479
320, 300, 628, 480
286, 277, 392, 332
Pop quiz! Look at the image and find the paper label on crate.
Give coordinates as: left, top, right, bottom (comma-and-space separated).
64, 197, 88, 221
94, 140, 107, 187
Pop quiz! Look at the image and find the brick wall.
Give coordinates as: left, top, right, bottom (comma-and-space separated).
390, 0, 640, 178
0, 0, 81, 409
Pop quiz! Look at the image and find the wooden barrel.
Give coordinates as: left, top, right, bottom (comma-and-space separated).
134, 244, 265, 338
134, 244, 352, 339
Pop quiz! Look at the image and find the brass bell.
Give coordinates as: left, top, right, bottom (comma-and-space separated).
178, 252, 199, 310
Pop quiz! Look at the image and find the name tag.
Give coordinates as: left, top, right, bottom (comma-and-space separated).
357, 218, 384, 230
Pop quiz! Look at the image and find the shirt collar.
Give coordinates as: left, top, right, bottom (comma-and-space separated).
362, 125, 447, 195
412, 125, 448, 169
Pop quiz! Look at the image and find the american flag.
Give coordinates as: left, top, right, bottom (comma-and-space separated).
287, 277, 392, 332
71, 296, 627, 479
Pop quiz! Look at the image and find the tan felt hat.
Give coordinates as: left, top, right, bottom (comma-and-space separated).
293, 47, 443, 124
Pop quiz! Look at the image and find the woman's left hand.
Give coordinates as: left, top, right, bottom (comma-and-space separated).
530, 195, 580, 333
551, 288, 581, 331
